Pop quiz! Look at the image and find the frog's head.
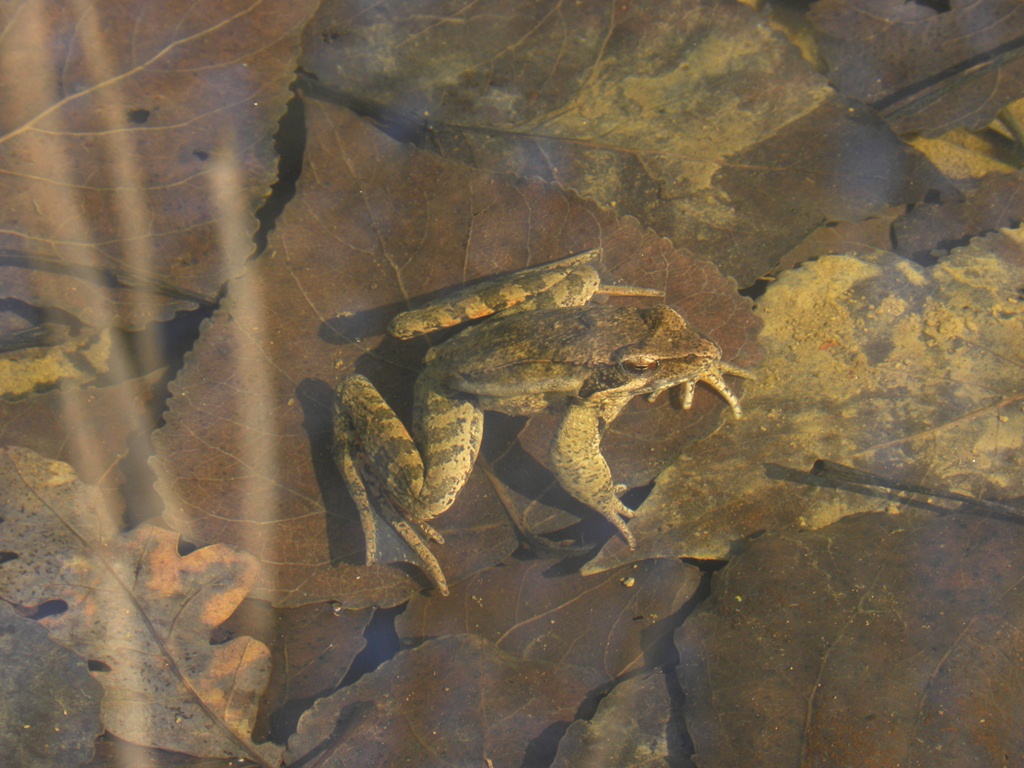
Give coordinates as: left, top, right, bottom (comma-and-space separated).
582, 306, 751, 418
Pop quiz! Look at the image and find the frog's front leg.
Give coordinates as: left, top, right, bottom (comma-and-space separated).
548, 400, 637, 548
333, 374, 483, 594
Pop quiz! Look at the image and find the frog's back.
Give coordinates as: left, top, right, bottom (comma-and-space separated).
426, 306, 648, 376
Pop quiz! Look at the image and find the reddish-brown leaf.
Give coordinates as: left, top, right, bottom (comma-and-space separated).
151, 101, 760, 606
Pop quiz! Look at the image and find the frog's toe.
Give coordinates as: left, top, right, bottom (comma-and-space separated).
598, 499, 637, 547
618, 522, 637, 549
389, 518, 450, 595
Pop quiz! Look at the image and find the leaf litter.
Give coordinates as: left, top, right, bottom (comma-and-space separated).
300, 0, 954, 286
677, 509, 1024, 767
0, 0, 318, 332
3, 0, 1024, 764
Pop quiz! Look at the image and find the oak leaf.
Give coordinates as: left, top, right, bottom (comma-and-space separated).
0, 446, 281, 765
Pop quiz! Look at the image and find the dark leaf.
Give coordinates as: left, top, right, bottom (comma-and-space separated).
0, 603, 103, 768
260, 603, 373, 731
893, 171, 1024, 259
677, 511, 1024, 767
285, 634, 606, 768
809, 0, 1024, 135
397, 557, 700, 679
775, 208, 902, 273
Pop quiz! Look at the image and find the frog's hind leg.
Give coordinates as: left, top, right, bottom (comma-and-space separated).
388, 248, 604, 339
334, 374, 483, 593
333, 439, 448, 594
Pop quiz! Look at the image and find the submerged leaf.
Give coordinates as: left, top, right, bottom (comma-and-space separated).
677, 511, 1024, 767
586, 227, 1024, 573
0, 603, 103, 768
552, 671, 684, 768
302, 0, 953, 284
397, 557, 699, 679
286, 634, 605, 768
0, 446, 281, 765
810, 0, 1024, 135
395, 561, 700, 679
0, 0, 319, 330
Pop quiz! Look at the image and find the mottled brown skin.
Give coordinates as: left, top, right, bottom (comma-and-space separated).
334, 249, 749, 594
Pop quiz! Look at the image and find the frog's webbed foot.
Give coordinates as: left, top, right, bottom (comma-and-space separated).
549, 403, 637, 548
333, 413, 452, 596
334, 375, 483, 596
373, 497, 450, 596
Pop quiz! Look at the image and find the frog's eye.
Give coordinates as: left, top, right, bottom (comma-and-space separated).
620, 358, 660, 375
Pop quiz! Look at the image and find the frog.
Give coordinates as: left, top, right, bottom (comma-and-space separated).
333, 248, 751, 594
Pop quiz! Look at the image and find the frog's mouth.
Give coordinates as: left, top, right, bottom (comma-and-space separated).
645, 361, 754, 418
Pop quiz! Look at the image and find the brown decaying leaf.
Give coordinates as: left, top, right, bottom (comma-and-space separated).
552, 671, 686, 768
809, 0, 1024, 135
0, 0, 319, 330
285, 634, 606, 768
774, 208, 902, 274
397, 556, 699, 679
260, 602, 373, 731
0, 603, 103, 768
301, 0, 954, 286
0, 446, 281, 766
151, 100, 760, 606
585, 226, 1024, 574
678, 510, 1024, 767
